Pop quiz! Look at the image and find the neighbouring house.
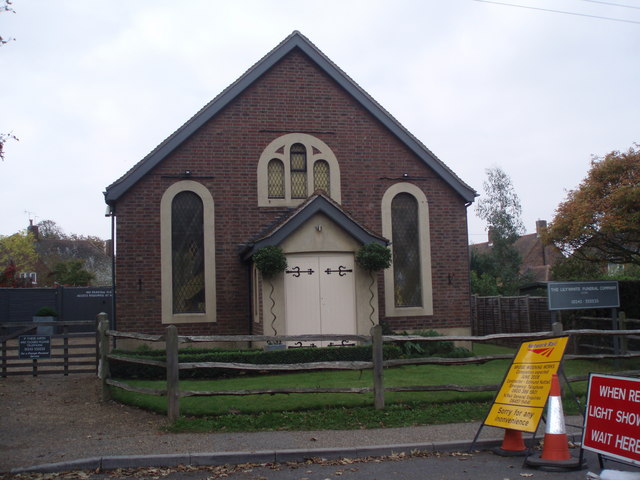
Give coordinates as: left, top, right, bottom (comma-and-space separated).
470, 220, 564, 283
14, 220, 112, 287
104, 31, 477, 341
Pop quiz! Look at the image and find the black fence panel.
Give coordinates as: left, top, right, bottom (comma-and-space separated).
0, 287, 113, 332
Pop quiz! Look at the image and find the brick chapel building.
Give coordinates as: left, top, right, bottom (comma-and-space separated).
104, 31, 477, 341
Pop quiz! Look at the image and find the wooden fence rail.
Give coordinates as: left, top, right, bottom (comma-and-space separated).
96, 314, 640, 421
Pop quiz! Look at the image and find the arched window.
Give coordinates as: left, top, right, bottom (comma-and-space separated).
290, 143, 307, 199
258, 133, 341, 206
391, 193, 421, 307
381, 183, 433, 316
267, 159, 285, 199
171, 191, 205, 313
313, 160, 330, 195
161, 181, 216, 324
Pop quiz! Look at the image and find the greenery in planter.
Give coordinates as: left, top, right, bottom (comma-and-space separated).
395, 330, 473, 358
253, 245, 287, 337
356, 242, 392, 325
253, 245, 287, 278
356, 242, 392, 273
34, 306, 58, 317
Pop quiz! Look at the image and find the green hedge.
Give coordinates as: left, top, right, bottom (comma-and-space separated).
109, 344, 403, 380
393, 330, 473, 358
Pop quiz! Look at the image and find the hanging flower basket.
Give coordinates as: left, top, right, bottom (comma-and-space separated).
253, 245, 287, 339
356, 242, 392, 272
253, 245, 287, 278
356, 242, 392, 326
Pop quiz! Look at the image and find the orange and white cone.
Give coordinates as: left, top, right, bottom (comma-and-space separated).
525, 373, 585, 471
494, 429, 530, 456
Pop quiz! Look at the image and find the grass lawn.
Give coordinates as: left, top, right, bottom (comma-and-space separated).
109, 344, 631, 432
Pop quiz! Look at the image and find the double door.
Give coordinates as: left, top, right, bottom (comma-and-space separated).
284, 253, 356, 346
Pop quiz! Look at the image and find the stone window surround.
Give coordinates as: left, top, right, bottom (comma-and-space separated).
381, 182, 433, 317
257, 133, 341, 207
160, 180, 217, 324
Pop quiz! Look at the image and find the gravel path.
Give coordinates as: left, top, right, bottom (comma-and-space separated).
0, 374, 170, 471
0, 374, 524, 475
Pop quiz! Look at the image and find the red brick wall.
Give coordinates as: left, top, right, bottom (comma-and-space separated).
113, 50, 472, 335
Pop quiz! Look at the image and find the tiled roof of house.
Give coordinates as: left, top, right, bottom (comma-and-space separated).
470, 222, 565, 282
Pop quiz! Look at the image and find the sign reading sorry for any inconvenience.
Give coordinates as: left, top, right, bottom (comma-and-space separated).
582, 374, 640, 466
484, 336, 568, 433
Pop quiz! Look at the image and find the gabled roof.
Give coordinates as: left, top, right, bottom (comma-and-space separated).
104, 31, 477, 205
241, 192, 388, 260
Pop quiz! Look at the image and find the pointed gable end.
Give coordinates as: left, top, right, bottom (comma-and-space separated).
104, 31, 476, 206
242, 193, 388, 260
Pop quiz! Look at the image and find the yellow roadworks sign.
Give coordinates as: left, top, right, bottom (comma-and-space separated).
484, 336, 568, 432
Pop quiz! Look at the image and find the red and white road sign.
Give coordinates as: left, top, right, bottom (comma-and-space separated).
582, 373, 640, 466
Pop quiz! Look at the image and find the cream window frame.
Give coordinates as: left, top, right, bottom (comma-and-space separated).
160, 180, 216, 324
257, 133, 341, 206
381, 183, 433, 317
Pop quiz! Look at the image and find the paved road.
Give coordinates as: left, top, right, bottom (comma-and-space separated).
76, 449, 613, 480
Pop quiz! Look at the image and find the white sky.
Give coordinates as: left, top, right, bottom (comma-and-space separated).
1, 0, 638, 244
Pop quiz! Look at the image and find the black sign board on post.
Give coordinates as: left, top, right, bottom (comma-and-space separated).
19, 335, 51, 359
548, 281, 620, 311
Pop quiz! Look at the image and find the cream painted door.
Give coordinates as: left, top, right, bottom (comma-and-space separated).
284, 253, 356, 346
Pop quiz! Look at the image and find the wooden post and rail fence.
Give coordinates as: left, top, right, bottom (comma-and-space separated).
95, 313, 640, 422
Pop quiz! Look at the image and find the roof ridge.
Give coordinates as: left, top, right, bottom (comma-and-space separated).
105, 31, 476, 204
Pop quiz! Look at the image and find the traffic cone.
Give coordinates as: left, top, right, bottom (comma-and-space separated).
524, 373, 585, 471
493, 429, 530, 456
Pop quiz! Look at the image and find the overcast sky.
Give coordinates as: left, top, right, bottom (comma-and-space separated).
1, 0, 638, 244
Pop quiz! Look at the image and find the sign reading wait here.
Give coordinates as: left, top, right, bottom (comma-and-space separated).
582, 374, 640, 466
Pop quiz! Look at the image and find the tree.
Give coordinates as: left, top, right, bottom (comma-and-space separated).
0, 230, 37, 274
472, 167, 526, 295
0, 1, 17, 160
550, 255, 603, 282
37, 219, 65, 239
545, 145, 640, 267
0, 0, 14, 45
48, 259, 95, 286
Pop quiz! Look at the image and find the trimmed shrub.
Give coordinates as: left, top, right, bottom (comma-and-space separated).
395, 330, 473, 358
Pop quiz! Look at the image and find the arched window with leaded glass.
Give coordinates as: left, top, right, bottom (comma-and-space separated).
381, 183, 433, 317
267, 159, 285, 199
313, 160, 330, 195
171, 191, 205, 314
391, 193, 422, 307
161, 181, 216, 324
290, 143, 307, 199
257, 133, 341, 206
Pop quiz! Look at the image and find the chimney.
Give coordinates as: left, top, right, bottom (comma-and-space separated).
27, 219, 39, 241
536, 220, 547, 237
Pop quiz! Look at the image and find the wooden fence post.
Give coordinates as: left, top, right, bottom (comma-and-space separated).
620, 312, 627, 354
552, 321, 563, 336
166, 325, 180, 422
63, 323, 69, 376
371, 324, 385, 410
97, 313, 111, 402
